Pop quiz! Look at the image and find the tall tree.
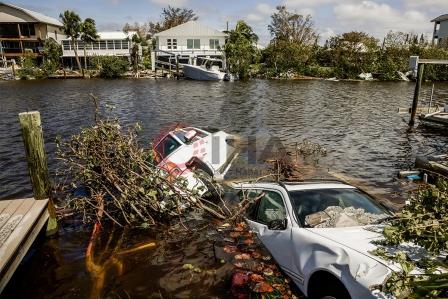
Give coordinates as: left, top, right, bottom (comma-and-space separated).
328, 31, 379, 78
60, 10, 83, 71
123, 22, 149, 43
224, 20, 259, 79
80, 18, 99, 70
148, 6, 197, 35
268, 6, 318, 44
264, 6, 318, 76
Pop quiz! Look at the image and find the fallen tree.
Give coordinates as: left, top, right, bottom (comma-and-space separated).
56, 116, 233, 227
374, 177, 448, 298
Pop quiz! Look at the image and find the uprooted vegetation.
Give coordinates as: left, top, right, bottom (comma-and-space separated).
56, 117, 234, 227
373, 177, 448, 298
54, 113, 306, 298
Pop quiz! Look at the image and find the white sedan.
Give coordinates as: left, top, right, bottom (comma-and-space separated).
234, 180, 396, 299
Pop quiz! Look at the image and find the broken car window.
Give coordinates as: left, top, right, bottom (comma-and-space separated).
289, 188, 390, 228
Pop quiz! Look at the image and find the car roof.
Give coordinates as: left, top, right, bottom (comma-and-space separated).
233, 180, 356, 191
284, 183, 355, 191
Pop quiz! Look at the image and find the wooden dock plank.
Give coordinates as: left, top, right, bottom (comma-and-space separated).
0, 199, 35, 247
0, 200, 13, 215
0, 198, 49, 292
0, 199, 27, 230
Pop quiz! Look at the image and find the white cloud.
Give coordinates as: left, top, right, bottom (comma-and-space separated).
283, 0, 339, 8
247, 13, 264, 22
256, 3, 275, 15
405, 0, 448, 8
149, 0, 188, 7
319, 27, 335, 42
333, 1, 430, 37
244, 3, 275, 25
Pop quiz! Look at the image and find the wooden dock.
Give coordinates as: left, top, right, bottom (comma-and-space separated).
0, 198, 49, 292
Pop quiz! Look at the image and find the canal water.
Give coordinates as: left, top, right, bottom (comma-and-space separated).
1, 78, 448, 298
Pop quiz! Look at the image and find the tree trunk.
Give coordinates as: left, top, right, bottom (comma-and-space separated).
72, 38, 83, 72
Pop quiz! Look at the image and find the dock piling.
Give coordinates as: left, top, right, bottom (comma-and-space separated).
19, 111, 58, 235
176, 55, 180, 80
409, 63, 425, 127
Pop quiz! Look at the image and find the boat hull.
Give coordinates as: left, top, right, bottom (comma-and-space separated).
182, 64, 225, 81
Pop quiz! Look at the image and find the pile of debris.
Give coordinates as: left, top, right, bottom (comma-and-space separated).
305, 206, 389, 228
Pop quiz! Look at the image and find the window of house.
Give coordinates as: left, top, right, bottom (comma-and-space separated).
92, 42, 99, 50
19, 24, 35, 37
187, 39, 200, 49
77, 41, 84, 50
0, 24, 19, 37
209, 39, 219, 49
100, 41, 107, 50
62, 40, 70, 50
122, 40, 129, 49
114, 40, 122, 50
167, 38, 177, 50
107, 40, 114, 49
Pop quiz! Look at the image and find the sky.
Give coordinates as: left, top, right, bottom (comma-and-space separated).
10, 0, 448, 45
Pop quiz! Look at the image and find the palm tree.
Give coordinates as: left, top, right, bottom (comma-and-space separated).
80, 18, 99, 70
59, 10, 82, 71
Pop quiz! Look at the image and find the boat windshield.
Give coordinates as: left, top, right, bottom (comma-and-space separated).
154, 134, 181, 161
204, 60, 222, 70
289, 188, 390, 228
172, 129, 207, 144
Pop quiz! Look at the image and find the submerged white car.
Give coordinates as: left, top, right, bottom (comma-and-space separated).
153, 126, 238, 195
234, 180, 396, 299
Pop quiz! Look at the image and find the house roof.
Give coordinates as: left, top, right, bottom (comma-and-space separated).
154, 21, 226, 37
98, 31, 134, 39
61, 31, 137, 40
0, 2, 62, 26
431, 14, 448, 22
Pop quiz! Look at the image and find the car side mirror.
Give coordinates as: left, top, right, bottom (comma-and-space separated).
267, 218, 287, 230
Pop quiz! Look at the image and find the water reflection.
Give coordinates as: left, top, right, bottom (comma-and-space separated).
1, 78, 448, 298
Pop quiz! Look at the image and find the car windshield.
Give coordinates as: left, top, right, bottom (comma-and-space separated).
289, 188, 390, 228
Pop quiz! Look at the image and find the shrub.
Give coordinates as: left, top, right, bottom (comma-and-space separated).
92, 56, 129, 78
18, 55, 42, 79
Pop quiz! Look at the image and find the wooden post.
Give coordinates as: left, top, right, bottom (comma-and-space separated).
19, 111, 58, 235
176, 55, 180, 80
409, 63, 425, 127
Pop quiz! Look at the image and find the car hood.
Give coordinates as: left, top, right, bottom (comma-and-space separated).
305, 226, 400, 271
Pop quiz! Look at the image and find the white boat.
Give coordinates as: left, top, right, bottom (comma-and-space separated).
182, 58, 230, 81
153, 126, 239, 196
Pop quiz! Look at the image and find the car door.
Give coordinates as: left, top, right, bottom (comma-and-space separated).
243, 189, 294, 274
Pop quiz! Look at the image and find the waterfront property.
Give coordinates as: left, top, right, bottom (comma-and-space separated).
432, 14, 448, 46
151, 21, 227, 70
61, 31, 138, 69
0, 2, 63, 61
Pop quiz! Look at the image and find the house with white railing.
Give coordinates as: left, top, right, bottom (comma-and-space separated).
151, 21, 227, 70
61, 31, 138, 68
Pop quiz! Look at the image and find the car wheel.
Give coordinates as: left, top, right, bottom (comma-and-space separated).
309, 273, 351, 299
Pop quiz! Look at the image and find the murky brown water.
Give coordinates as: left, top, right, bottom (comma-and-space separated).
1, 78, 448, 298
